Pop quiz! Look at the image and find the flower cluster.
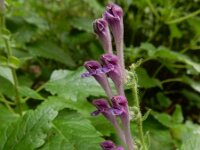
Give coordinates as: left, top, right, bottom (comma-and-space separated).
82, 3, 134, 150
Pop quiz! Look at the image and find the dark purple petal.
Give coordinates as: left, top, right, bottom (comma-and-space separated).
104, 3, 126, 83
93, 18, 113, 53
82, 60, 113, 98
104, 3, 123, 22
92, 99, 110, 111
91, 110, 101, 116
111, 96, 127, 108
101, 54, 124, 95
109, 107, 124, 116
100, 140, 115, 150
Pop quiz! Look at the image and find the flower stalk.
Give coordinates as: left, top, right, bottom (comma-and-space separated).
0, 2, 22, 116
82, 3, 148, 150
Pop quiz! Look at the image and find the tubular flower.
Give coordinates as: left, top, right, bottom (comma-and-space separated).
93, 18, 113, 54
112, 96, 134, 150
101, 53, 124, 95
82, 61, 113, 99
104, 3, 126, 82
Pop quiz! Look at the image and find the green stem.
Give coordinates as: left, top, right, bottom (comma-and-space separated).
146, 0, 160, 19
166, 9, 200, 24
0, 93, 15, 113
132, 76, 147, 150
161, 78, 182, 84
1, 8, 22, 116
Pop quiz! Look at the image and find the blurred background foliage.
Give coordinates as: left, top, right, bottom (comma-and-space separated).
0, 0, 200, 150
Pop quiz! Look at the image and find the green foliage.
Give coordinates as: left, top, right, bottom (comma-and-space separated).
45, 68, 105, 101
0, 107, 58, 150
0, 0, 200, 149
40, 110, 103, 150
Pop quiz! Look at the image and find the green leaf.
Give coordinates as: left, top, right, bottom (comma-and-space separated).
172, 105, 183, 124
27, 41, 76, 67
181, 90, 200, 107
0, 107, 58, 150
156, 92, 171, 108
0, 56, 7, 66
70, 18, 93, 33
40, 110, 103, 150
0, 104, 19, 129
0, 66, 14, 84
180, 132, 200, 150
45, 68, 105, 101
8, 56, 21, 69
169, 24, 183, 38
180, 121, 200, 150
136, 67, 162, 88
155, 47, 200, 74
19, 86, 44, 103
181, 76, 200, 93
140, 42, 157, 57
151, 110, 173, 128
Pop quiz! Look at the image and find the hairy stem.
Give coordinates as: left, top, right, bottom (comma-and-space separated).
132, 76, 147, 150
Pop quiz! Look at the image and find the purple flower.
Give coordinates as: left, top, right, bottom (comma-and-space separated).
91, 99, 110, 117
100, 140, 124, 150
93, 18, 113, 54
112, 96, 134, 150
82, 61, 113, 99
100, 54, 124, 95
111, 96, 128, 116
104, 3, 126, 82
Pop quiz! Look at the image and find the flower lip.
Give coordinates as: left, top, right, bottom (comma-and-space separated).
81, 60, 104, 78
111, 96, 127, 107
101, 53, 119, 66
104, 3, 123, 21
84, 60, 101, 72
93, 18, 108, 34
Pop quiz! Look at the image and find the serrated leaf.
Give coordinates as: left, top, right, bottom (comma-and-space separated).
180, 121, 200, 150
0, 107, 58, 150
180, 133, 200, 150
40, 111, 103, 150
45, 67, 105, 101
27, 41, 75, 67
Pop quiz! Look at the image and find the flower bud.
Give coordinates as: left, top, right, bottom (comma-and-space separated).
93, 18, 113, 54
